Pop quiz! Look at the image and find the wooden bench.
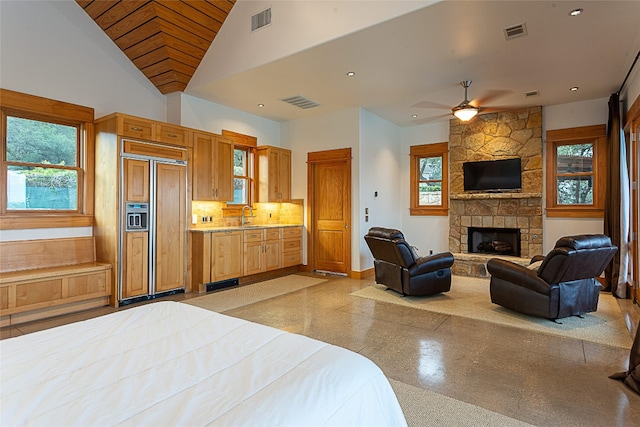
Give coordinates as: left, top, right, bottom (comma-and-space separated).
0, 237, 112, 326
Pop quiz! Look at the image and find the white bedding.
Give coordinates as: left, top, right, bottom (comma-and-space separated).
1, 301, 406, 426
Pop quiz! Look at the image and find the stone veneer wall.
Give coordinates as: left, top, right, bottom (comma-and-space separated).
448, 107, 543, 275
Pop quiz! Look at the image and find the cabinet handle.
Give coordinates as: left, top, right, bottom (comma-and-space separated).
131, 126, 143, 131
167, 133, 177, 138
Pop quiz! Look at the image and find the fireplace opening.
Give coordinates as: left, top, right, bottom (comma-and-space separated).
468, 227, 520, 257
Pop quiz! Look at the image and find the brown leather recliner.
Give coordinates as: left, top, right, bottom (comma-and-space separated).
364, 227, 454, 296
487, 234, 617, 320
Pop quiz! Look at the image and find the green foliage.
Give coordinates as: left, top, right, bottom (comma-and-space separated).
6, 116, 77, 166
22, 166, 77, 188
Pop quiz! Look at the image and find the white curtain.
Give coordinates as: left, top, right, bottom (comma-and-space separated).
616, 124, 631, 298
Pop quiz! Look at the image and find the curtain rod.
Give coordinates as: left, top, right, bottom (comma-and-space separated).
618, 50, 640, 95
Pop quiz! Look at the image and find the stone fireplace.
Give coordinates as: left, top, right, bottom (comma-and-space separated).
448, 107, 543, 277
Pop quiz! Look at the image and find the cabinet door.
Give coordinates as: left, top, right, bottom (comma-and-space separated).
214, 136, 234, 201
124, 158, 149, 202
193, 133, 215, 201
244, 240, 263, 276
122, 231, 148, 298
212, 231, 243, 281
155, 163, 186, 293
264, 239, 282, 271
278, 149, 291, 202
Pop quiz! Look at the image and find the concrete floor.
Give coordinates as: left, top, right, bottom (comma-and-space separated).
2, 273, 639, 426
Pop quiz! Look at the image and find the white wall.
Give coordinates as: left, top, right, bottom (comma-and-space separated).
542, 98, 609, 252
179, 94, 281, 146
399, 121, 451, 255
0, 1, 166, 121
358, 109, 402, 270
281, 109, 361, 267
0, 0, 167, 242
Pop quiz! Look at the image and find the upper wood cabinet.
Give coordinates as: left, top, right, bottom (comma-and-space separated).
103, 113, 191, 148
192, 132, 234, 201
256, 146, 291, 202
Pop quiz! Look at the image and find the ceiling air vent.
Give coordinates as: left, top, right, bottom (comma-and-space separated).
281, 95, 321, 110
251, 8, 272, 32
525, 90, 540, 97
503, 23, 527, 41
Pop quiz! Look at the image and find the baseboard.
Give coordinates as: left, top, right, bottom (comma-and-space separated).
351, 268, 374, 279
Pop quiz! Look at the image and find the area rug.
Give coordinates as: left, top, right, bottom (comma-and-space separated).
388, 379, 534, 427
184, 274, 327, 313
352, 276, 633, 349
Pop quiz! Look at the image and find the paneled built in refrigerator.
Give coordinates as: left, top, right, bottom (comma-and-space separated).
119, 140, 187, 303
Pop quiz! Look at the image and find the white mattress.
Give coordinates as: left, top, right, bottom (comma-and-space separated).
1, 301, 406, 426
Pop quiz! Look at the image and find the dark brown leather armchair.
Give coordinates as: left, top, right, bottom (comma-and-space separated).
364, 227, 454, 296
487, 234, 617, 320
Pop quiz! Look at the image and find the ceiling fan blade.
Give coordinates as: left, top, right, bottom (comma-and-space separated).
411, 100, 451, 110
471, 89, 513, 106
411, 113, 451, 124
479, 105, 511, 114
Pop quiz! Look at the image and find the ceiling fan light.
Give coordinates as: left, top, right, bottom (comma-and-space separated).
452, 105, 479, 121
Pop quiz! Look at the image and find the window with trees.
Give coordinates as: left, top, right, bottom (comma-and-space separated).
232, 145, 254, 205
545, 124, 606, 217
410, 142, 448, 216
1, 89, 94, 229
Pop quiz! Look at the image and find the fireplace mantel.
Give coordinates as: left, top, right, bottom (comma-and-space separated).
450, 192, 542, 200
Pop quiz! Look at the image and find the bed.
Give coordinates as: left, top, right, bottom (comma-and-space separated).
1, 301, 407, 426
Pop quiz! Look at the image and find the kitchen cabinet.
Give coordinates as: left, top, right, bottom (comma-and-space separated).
192, 132, 234, 201
243, 228, 282, 276
256, 146, 291, 202
116, 114, 191, 148
282, 226, 303, 267
212, 231, 243, 281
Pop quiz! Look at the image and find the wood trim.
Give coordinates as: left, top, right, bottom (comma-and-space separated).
0, 88, 94, 122
0, 215, 94, 230
409, 142, 449, 216
307, 147, 352, 163
545, 124, 606, 218
625, 93, 640, 128
352, 268, 374, 279
222, 129, 257, 147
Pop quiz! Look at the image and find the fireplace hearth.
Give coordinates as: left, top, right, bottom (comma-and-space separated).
468, 227, 520, 257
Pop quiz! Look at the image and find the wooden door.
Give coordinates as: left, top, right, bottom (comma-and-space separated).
122, 232, 148, 298
215, 136, 234, 201
192, 133, 214, 201
308, 148, 352, 275
278, 149, 291, 201
243, 240, 263, 275
264, 239, 282, 271
212, 231, 243, 281
124, 158, 149, 202
155, 162, 186, 293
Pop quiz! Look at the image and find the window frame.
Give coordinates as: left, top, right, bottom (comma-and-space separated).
545, 124, 606, 218
1, 89, 95, 229
229, 144, 255, 207
409, 142, 449, 216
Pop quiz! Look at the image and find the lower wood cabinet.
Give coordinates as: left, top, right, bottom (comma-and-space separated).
191, 226, 302, 291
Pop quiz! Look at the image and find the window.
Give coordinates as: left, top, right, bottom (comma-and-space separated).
5, 116, 81, 211
410, 142, 448, 216
1, 89, 94, 229
232, 145, 254, 205
545, 124, 606, 217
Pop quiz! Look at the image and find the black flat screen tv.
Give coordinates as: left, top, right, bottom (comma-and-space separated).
463, 158, 522, 192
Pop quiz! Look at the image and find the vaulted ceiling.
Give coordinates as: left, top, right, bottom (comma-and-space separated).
75, 0, 235, 94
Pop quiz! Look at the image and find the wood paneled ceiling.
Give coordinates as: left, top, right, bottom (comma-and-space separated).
76, 0, 235, 94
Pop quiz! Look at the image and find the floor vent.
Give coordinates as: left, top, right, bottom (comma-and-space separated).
281, 95, 321, 109
503, 23, 527, 40
206, 278, 239, 292
251, 8, 272, 32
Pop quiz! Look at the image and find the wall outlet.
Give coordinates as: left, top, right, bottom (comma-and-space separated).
202, 216, 208, 223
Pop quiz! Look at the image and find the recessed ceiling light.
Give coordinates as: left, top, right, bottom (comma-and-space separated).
569, 8, 583, 16
257, 103, 265, 107
570, 86, 579, 92
412, 114, 418, 118
346, 71, 356, 77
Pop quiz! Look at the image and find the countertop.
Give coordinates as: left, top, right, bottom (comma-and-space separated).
190, 224, 303, 233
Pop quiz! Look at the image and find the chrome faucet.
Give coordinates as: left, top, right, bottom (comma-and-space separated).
241, 205, 253, 227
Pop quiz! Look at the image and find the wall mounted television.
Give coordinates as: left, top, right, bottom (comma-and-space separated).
463, 158, 522, 192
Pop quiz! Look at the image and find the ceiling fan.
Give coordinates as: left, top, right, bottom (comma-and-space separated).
411, 80, 512, 124
452, 80, 479, 121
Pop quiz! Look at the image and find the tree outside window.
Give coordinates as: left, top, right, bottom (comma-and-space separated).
5, 115, 81, 211
232, 146, 253, 205
410, 142, 448, 216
